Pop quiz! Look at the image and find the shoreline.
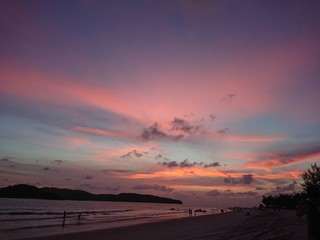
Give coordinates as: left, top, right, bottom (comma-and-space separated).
0, 198, 195, 240
19, 209, 307, 240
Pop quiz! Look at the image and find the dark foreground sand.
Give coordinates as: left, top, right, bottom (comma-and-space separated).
24, 209, 307, 240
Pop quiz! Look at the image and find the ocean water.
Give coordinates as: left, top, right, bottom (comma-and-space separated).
0, 198, 215, 240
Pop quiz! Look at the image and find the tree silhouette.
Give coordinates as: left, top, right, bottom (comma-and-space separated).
301, 163, 320, 193
261, 163, 320, 210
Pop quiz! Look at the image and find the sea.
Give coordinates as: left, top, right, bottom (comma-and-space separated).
0, 198, 218, 240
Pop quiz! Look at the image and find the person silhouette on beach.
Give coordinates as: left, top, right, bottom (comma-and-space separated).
296, 185, 320, 240
78, 212, 81, 224
62, 211, 66, 228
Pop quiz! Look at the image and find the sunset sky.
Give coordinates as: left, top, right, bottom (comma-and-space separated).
0, 0, 319, 207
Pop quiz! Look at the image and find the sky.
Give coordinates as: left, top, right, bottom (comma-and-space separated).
0, 0, 319, 207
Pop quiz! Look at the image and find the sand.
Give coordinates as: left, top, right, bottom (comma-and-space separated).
23, 209, 307, 240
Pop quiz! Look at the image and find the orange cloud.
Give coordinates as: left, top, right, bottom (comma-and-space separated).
125, 166, 230, 180
225, 134, 285, 143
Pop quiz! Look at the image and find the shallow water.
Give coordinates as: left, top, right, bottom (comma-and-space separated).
0, 198, 214, 240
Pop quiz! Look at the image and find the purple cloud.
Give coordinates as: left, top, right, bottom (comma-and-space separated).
224, 174, 254, 185
52, 160, 63, 165
204, 162, 220, 168
161, 159, 203, 168
221, 93, 236, 102
209, 114, 216, 121
161, 159, 221, 169
84, 175, 93, 180
217, 128, 229, 134
141, 123, 183, 141
161, 161, 179, 168
171, 117, 200, 133
276, 181, 297, 192
207, 189, 221, 197
121, 150, 147, 158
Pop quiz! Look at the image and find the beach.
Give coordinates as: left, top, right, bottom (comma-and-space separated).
22, 209, 307, 240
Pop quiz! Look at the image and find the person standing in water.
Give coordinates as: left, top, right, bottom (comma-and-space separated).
62, 211, 66, 227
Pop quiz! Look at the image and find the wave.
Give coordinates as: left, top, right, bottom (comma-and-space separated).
0, 209, 132, 216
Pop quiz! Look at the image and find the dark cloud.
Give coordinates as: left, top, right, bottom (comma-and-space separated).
161, 160, 221, 169
161, 161, 179, 168
207, 189, 221, 197
224, 174, 254, 185
141, 122, 183, 141
121, 152, 131, 158
134, 152, 143, 158
161, 159, 203, 168
0, 158, 10, 162
209, 114, 216, 121
204, 162, 220, 168
221, 93, 236, 102
180, 159, 202, 168
276, 181, 297, 192
182, 112, 195, 118
154, 154, 170, 161
43, 167, 50, 171
256, 187, 266, 191
52, 160, 63, 165
84, 175, 93, 180
224, 177, 237, 184
223, 190, 235, 197
132, 184, 174, 192
121, 150, 147, 158
171, 117, 200, 133
242, 174, 254, 184
142, 122, 168, 140
0, 156, 15, 162
217, 128, 229, 134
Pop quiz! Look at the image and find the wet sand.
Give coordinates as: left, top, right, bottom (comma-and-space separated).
23, 209, 307, 240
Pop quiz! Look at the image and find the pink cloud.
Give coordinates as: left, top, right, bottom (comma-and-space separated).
0, 64, 138, 121
245, 149, 320, 171
65, 136, 92, 150
1, 32, 317, 129
110, 35, 319, 125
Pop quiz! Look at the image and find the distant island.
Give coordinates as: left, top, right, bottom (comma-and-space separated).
0, 184, 183, 204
